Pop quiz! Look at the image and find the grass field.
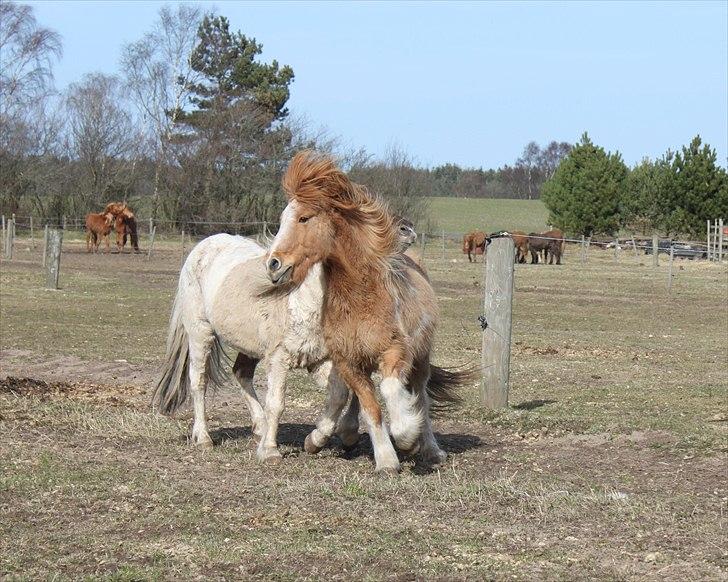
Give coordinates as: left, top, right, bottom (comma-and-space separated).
426, 197, 549, 234
1, 232, 727, 580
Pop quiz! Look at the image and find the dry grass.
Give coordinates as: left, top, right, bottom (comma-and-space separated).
1, 234, 727, 580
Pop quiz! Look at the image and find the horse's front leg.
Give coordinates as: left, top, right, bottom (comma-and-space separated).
380, 345, 423, 453
335, 359, 400, 473
257, 349, 288, 463
304, 360, 350, 454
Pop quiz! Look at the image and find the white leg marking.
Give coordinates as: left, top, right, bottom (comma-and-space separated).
380, 376, 424, 451
306, 362, 349, 452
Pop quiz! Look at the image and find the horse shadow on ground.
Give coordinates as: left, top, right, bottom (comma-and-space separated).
209, 422, 484, 475
512, 399, 557, 411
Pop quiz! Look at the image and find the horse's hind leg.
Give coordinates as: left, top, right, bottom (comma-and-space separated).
409, 361, 447, 465
304, 361, 351, 454
232, 353, 266, 439
336, 394, 361, 449
188, 332, 214, 449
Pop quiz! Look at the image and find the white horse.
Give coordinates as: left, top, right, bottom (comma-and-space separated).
152, 222, 457, 465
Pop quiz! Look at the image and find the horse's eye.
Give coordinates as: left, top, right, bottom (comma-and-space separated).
399, 226, 408, 232
299, 216, 311, 224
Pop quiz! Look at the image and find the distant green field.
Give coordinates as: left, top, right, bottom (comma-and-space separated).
426, 196, 549, 234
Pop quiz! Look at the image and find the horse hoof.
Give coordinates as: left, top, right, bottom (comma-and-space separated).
263, 455, 282, 466
194, 438, 214, 450
304, 434, 323, 455
375, 465, 400, 476
258, 448, 282, 465
422, 450, 447, 466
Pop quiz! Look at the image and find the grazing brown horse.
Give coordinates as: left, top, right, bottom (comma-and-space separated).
510, 230, 530, 263
462, 230, 487, 262
267, 151, 466, 472
528, 229, 565, 264
85, 212, 114, 253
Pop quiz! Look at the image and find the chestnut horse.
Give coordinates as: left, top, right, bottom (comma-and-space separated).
267, 151, 466, 473
528, 229, 565, 264
85, 212, 115, 253
462, 230, 487, 262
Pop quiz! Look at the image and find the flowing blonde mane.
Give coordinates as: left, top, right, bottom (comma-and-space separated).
282, 151, 398, 259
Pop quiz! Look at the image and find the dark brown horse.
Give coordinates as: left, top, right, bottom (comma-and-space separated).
462, 231, 487, 262
85, 212, 114, 253
115, 213, 140, 253
528, 229, 565, 264
104, 202, 140, 253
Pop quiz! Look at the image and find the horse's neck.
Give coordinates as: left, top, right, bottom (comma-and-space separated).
287, 262, 326, 326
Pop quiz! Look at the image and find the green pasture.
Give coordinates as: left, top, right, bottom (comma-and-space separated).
426, 196, 549, 234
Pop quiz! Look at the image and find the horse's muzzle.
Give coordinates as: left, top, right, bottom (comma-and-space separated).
267, 256, 292, 285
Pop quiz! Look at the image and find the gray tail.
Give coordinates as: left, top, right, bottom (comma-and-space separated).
151, 292, 229, 416
427, 364, 476, 415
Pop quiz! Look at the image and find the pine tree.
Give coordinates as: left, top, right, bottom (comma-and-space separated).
662, 136, 728, 236
541, 132, 629, 236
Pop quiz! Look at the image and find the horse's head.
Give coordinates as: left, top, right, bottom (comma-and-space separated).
267, 198, 336, 286
267, 151, 397, 286
395, 217, 417, 250
462, 234, 471, 253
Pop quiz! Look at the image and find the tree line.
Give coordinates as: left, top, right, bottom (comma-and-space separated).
542, 133, 728, 238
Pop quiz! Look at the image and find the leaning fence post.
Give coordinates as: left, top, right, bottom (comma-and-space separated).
42, 225, 48, 267
667, 246, 674, 293
147, 226, 156, 260
652, 234, 659, 266
481, 237, 515, 409
45, 228, 63, 289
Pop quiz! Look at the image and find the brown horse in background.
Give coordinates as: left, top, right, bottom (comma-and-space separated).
85, 212, 114, 253
114, 213, 140, 253
528, 229, 565, 264
462, 231, 487, 262
104, 202, 140, 253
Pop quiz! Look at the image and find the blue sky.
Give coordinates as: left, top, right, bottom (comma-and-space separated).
27, 1, 728, 169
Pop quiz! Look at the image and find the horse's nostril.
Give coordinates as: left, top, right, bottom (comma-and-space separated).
268, 257, 281, 272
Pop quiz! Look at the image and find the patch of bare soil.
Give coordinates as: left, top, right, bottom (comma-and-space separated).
0, 348, 156, 387
0, 376, 146, 410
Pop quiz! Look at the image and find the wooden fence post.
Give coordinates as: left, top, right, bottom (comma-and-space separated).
147, 226, 156, 260
62, 215, 67, 231
631, 235, 638, 261
180, 229, 186, 266
719, 219, 724, 262
667, 246, 674, 293
481, 237, 515, 409
613, 238, 619, 262
0, 215, 4, 255
420, 232, 426, 261
707, 220, 712, 261
580, 235, 585, 263
45, 229, 63, 289
714, 219, 720, 261
42, 225, 48, 267
652, 234, 659, 266
4, 218, 14, 260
